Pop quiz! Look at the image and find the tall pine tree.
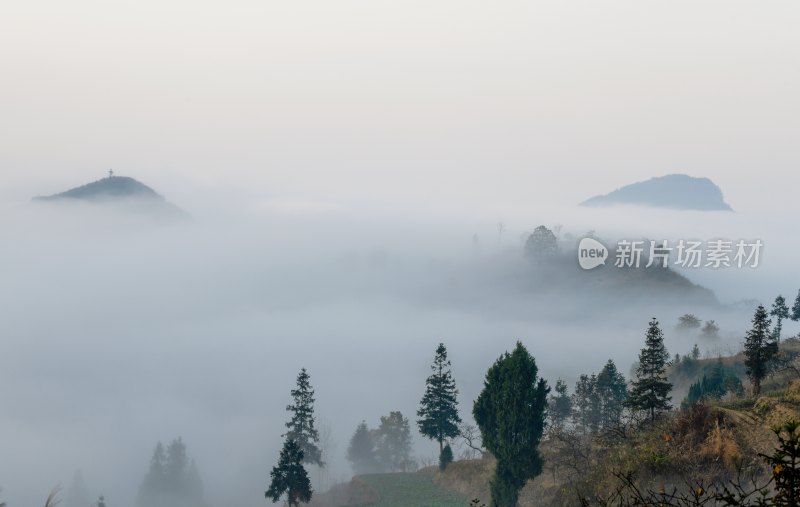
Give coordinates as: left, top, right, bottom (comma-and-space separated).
266, 439, 312, 507
744, 304, 778, 396
595, 359, 627, 431
417, 343, 461, 454
285, 368, 323, 467
772, 295, 790, 343
473, 342, 549, 507
792, 289, 800, 322
627, 318, 672, 423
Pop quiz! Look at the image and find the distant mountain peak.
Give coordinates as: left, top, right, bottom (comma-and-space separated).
580, 174, 733, 211
35, 175, 163, 201
33, 174, 187, 218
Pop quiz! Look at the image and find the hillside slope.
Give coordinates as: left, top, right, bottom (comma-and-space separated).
352, 343, 800, 506
311, 471, 469, 507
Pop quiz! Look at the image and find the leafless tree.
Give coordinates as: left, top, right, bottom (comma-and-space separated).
457, 423, 486, 459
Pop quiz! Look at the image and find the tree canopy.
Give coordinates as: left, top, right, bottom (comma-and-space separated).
473, 341, 549, 507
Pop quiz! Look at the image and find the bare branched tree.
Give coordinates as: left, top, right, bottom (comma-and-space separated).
44, 487, 62, 507
457, 423, 485, 459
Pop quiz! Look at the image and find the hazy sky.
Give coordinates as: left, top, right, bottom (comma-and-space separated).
2, 3, 800, 506
2, 0, 798, 218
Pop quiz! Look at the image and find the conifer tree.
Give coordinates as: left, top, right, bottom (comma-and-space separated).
744, 304, 778, 396
473, 342, 549, 507
547, 379, 572, 428
346, 421, 376, 475
137, 442, 166, 507
586, 373, 602, 434
571, 374, 596, 434
595, 359, 627, 430
439, 444, 454, 471
137, 438, 205, 507
627, 318, 672, 422
285, 368, 323, 466
792, 290, 800, 322
266, 439, 312, 507
762, 421, 800, 507
772, 295, 791, 342
681, 359, 743, 408
417, 343, 461, 454
165, 438, 187, 485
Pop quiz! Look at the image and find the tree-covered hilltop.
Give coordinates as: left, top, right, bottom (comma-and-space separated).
514, 225, 719, 310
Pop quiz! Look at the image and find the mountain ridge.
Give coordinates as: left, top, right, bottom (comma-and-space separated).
581, 174, 733, 211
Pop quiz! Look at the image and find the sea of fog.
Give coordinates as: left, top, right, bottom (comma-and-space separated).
1, 200, 797, 507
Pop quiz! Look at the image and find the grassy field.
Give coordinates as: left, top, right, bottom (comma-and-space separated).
356, 472, 469, 507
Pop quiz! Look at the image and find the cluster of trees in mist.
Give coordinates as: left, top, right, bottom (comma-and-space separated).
336, 295, 800, 506
137, 438, 205, 507
7, 264, 800, 507
346, 413, 414, 475
347, 343, 462, 475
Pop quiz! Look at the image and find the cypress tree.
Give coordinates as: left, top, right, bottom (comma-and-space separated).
627, 318, 672, 422
285, 368, 323, 466
417, 343, 461, 453
744, 305, 778, 396
473, 342, 549, 507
